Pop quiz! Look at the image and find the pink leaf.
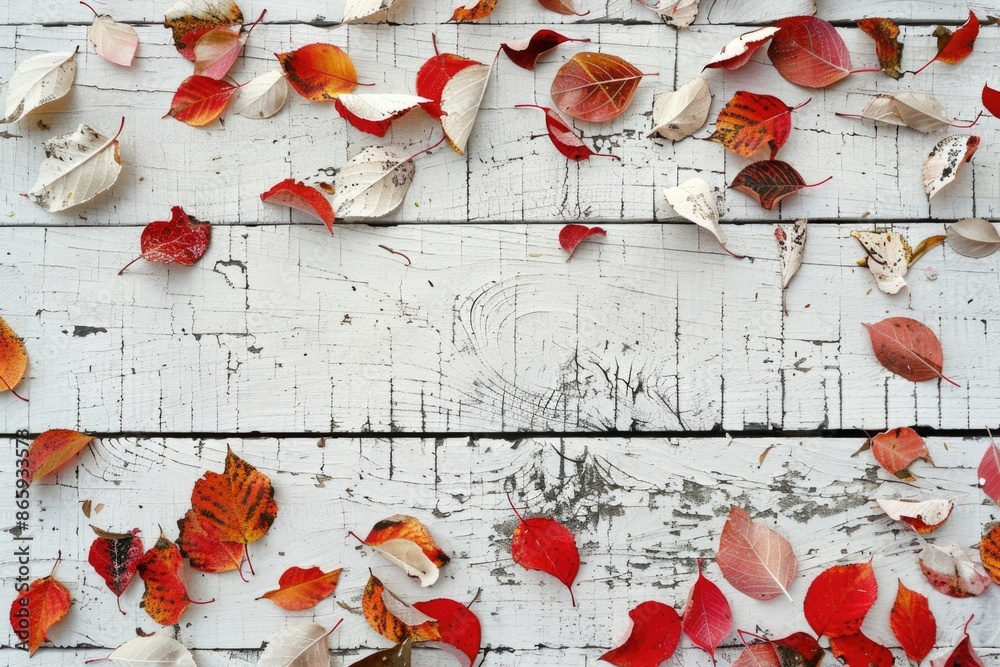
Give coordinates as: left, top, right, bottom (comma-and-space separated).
732, 643, 781, 667
978, 430, 1000, 506
559, 224, 606, 257
681, 560, 732, 665
716, 506, 797, 601
260, 179, 335, 233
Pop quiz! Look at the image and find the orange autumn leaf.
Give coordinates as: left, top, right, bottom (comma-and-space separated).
351, 515, 450, 587
276, 43, 360, 101
165, 75, 239, 126
26, 430, 95, 485
869, 427, 933, 481
362, 573, 440, 643
0, 315, 28, 401
857, 18, 904, 79
550, 52, 649, 122
9, 561, 71, 656
709, 91, 810, 160
176, 508, 245, 577
258, 566, 342, 610
137, 533, 203, 625
980, 522, 1000, 585
450, 0, 498, 22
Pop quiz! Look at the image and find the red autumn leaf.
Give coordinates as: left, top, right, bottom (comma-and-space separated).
516, 105, 619, 162
768, 16, 851, 88
258, 566, 342, 611
276, 43, 361, 101
803, 560, 877, 638
729, 160, 831, 211
412, 597, 481, 667
681, 560, 732, 665
119, 206, 211, 274
913, 11, 979, 75
165, 75, 238, 126
137, 533, 204, 625
600, 601, 682, 667
508, 493, 580, 605
716, 506, 797, 601
261, 179, 335, 233
862, 317, 959, 387
164, 0, 243, 61
931, 619, 984, 667
890, 580, 936, 663
362, 573, 440, 643
0, 315, 28, 402
876, 497, 954, 534
560, 224, 606, 257
980, 523, 1000, 585
709, 91, 809, 159
868, 427, 933, 481
334, 94, 425, 138
828, 632, 893, 667
449, 0, 497, 22
189, 446, 278, 575
501, 30, 589, 70
771, 632, 823, 667
350, 514, 450, 587
193, 10, 265, 80
176, 507, 245, 577
732, 643, 780, 667
704, 27, 780, 71
857, 18, 904, 79
416, 51, 479, 120
536, 0, 587, 15
979, 432, 1000, 505
983, 84, 1000, 117
25, 429, 95, 485
9, 560, 71, 656
88, 526, 143, 614
550, 52, 649, 122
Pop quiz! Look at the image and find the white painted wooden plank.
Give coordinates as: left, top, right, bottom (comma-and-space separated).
0, 222, 997, 433
1, 23, 997, 224
1, 435, 998, 658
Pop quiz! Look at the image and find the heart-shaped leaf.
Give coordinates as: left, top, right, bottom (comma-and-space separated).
119, 206, 212, 274
88, 526, 143, 614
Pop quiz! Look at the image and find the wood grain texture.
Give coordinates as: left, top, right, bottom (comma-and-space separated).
0, 21, 996, 224
0, 222, 997, 434
1, 435, 998, 658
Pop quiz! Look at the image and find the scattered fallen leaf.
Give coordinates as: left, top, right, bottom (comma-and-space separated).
82, 499, 92, 518
983, 83, 1000, 117
876, 497, 955, 533
775, 219, 806, 312
440, 62, 493, 153
771, 633, 823, 667
343, 0, 403, 22
332, 146, 417, 220
0, 315, 28, 401
978, 431, 1000, 505
704, 27, 780, 71
450, 0, 497, 22
536, 0, 587, 16
850, 230, 911, 295
26, 429, 95, 485
648, 77, 711, 140
730, 160, 831, 211
559, 224, 606, 258
362, 573, 440, 643
137, 533, 199, 625
664, 178, 742, 257
412, 598, 481, 667
710, 91, 809, 159
258, 566, 342, 611
857, 18, 903, 79
82, 2, 139, 67
335, 93, 429, 137
501, 30, 589, 70
868, 426, 933, 481
276, 43, 360, 101
101, 635, 197, 667
681, 560, 732, 665
947, 218, 1000, 258
415, 51, 479, 120
517, 104, 619, 161
600, 601, 681, 667
828, 632, 893, 667
913, 11, 979, 75
732, 643, 780, 667
119, 206, 211, 274
919, 541, 990, 597
930, 618, 984, 667
258, 622, 340, 667
980, 522, 1000, 584
234, 70, 289, 119
88, 526, 143, 614
802, 561, 877, 638
1, 50, 77, 123
838, 92, 978, 133
635, 0, 699, 27
261, 179, 335, 233
768, 16, 850, 88
862, 317, 959, 387
509, 493, 580, 605
716, 506, 796, 601
165, 75, 239, 126
351, 516, 449, 588
163, 0, 243, 61
923, 135, 980, 199
194, 10, 265, 80
550, 52, 649, 122
176, 507, 245, 575
8, 559, 70, 656
890, 580, 936, 663
27, 119, 124, 212
349, 639, 413, 667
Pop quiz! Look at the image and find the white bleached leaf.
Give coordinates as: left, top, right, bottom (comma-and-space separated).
27, 121, 123, 212
775, 219, 806, 289
851, 230, 911, 295
257, 623, 333, 667
343, 0, 399, 22
923, 134, 980, 200
333, 146, 415, 220
88, 14, 139, 67
636, 0, 699, 27
106, 635, 196, 667
1, 51, 77, 123
892, 92, 952, 133
234, 70, 289, 119
440, 63, 492, 154
918, 541, 990, 598
337, 94, 430, 122
372, 538, 440, 587
664, 178, 739, 255
947, 217, 1000, 258
704, 26, 779, 69
875, 497, 956, 533
648, 77, 711, 140
847, 96, 906, 127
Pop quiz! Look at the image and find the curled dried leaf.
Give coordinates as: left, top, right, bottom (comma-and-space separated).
648, 77, 711, 140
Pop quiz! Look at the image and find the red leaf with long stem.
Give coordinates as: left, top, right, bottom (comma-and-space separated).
508, 493, 580, 605
912, 11, 979, 75
516, 104, 619, 161
890, 580, 936, 663
600, 601, 682, 667
730, 160, 831, 211
88, 527, 143, 614
681, 560, 732, 665
768, 16, 851, 88
119, 206, 211, 275
862, 317, 959, 387
709, 92, 810, 159
501, 30, 589, 70
803, 561, 877, 638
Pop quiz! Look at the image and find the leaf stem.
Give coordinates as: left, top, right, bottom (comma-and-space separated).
835, 112, 866, 120
0, 373, 28, 402
117, 596, 124, 615
720, 243, 746, 260
244, 543, 255, 576
117, 256, 142, 276
406, 134, 448, 162
950, 110, 983, 128
790, 97, 812, 111
940, 372, 961, 388
804, 176, 834, 189
907, 58, 935, 76
378, 244, 412, 266
188, 596, 216, 605
848, 67, 884, 75
347, 530, 367, 546
79, 1, 98, 16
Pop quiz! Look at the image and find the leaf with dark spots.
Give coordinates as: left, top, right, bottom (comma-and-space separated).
88, 526, 143, 614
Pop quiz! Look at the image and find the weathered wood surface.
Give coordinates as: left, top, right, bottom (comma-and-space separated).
1, 222, 997, 434
1, 435, 998, 664
0, 21, 996, 225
